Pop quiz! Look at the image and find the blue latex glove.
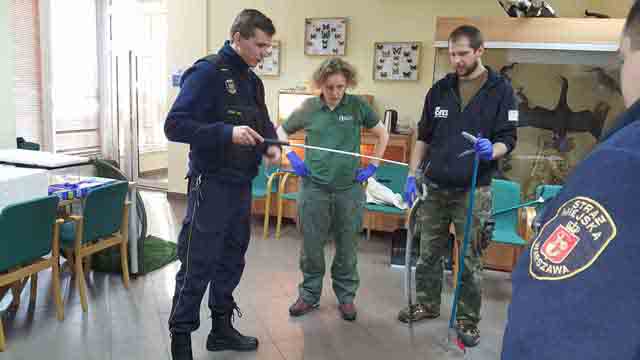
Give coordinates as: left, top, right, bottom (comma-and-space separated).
355, 164, 378, 183
286, 152, 310, 177
474, 137, 493, 161
404, 176, 417, 205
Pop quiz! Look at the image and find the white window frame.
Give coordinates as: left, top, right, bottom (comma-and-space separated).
38, 0, 54, 152
38, 0, 107, 156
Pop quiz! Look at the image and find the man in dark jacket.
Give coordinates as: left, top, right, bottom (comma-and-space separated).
164, 9, 280, 360
399, 25, 518, 348
501, 3, 640, 359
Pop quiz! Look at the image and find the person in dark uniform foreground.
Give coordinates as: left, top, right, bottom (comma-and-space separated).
164, 9, 280, 360
502, 3, 640, 358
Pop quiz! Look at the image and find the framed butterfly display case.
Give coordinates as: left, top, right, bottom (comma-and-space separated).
373, 41, 421, 81
255, 40, 280, 76
304, 17, 347, 56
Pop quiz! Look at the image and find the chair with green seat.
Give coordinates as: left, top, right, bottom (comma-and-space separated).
59, 181, 130, 312
0, 196, 64, 352
252, 164, 282, 240
451, 179, 525, 283
536, 184, 563, 206
364, 164, 409, 241
492, 179, 527, 248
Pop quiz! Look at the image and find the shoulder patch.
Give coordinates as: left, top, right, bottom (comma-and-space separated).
529, 196, 617, 281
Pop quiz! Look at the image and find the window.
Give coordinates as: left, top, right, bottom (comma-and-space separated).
49, 0, 101, 155
10, 0, 42, 146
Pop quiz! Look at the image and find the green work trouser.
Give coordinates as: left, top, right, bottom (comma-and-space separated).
297, 179, 364, 305
415, 185, 492, 325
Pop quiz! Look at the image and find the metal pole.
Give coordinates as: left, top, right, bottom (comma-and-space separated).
446, 131, 480, 353
264, 139, 409, 167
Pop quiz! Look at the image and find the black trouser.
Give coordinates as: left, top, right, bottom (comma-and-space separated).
168, 176, 251, 333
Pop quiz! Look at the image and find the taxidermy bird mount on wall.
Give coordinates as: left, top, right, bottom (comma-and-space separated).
517, 77, 610, 152
498, 0, 557, 17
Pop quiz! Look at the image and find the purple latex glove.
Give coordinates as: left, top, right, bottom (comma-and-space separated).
474, 137, 493, 161
355, 164, 378, 183
404, 176, 417, 205
286, 152, 310, 177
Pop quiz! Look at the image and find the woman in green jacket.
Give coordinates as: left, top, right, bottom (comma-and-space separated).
276, 58, 389, 321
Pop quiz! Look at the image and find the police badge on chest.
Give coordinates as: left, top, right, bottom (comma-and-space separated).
225, 79, 237, 95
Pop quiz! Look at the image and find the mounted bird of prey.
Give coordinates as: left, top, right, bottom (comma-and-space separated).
517, 77, 610, 152
498, 0, 557, 17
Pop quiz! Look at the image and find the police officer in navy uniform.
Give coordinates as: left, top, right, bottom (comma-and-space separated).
501, 3, 640, 359
164, 9, 280, 360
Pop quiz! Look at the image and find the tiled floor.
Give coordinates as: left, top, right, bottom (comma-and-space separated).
139, 169, 169, 191
0, 192, 512, 360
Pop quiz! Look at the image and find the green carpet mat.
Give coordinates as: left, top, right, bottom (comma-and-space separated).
92, 235, 177, 274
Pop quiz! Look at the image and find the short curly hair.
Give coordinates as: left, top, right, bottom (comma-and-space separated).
311, 57, 358, 89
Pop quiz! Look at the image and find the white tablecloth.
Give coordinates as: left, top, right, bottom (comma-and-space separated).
0, 149, 88, 168
0, 166, 49, 212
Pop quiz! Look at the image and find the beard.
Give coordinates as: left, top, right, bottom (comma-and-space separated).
457, 60, 479, 77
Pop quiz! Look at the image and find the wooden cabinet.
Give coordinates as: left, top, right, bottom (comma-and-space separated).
482, 242, 523, 272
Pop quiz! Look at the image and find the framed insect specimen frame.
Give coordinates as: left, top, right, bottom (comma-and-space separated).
373, 41, 421, 81
304, 17, 347, 56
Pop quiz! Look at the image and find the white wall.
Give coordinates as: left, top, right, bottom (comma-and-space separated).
0, 3, 15, 149
594, 0, 634, 18
166, 0, 208, 194
206, 0, 601, 129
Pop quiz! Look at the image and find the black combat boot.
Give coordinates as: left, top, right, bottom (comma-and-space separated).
206, 305, 259, 352
170, 332, 193, 360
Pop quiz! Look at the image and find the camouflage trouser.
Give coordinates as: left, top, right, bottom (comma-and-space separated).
297, 179, 364, 305
415, 185, 492, 325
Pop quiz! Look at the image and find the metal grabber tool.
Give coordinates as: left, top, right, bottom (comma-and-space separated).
403, 181, 428, 324
444, 131, 482, 357
263, 138, 409, 167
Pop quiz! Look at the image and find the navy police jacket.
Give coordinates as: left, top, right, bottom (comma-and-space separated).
501, 100, 640, 359
417, 67, 517, 188
164, 41, 277, 184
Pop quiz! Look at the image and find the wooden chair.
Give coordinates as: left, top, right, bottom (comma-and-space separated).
274, 171, 299, 240
251, 164, 281, 240
0, 196, 64, 352
59, 181, 130, 312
